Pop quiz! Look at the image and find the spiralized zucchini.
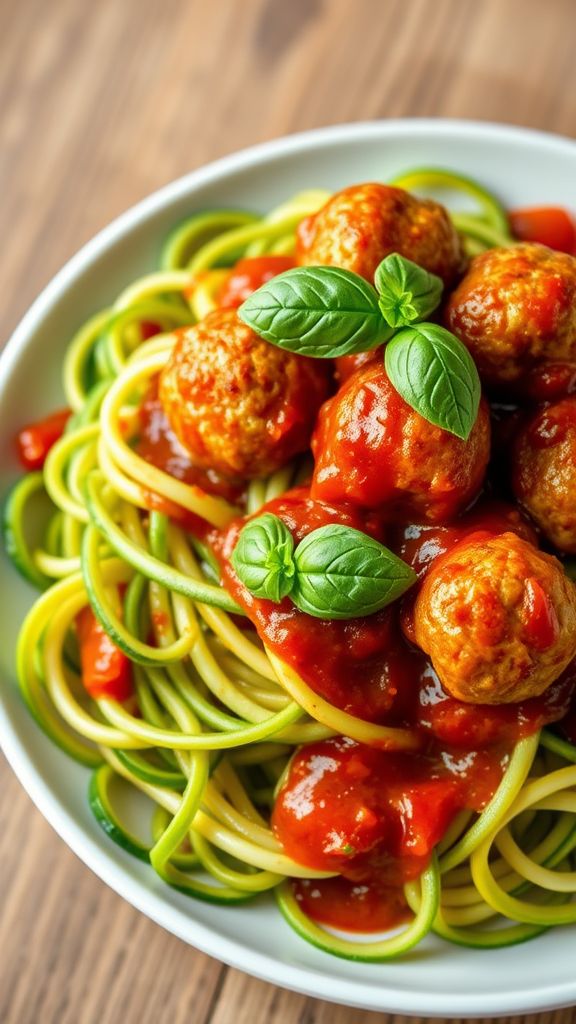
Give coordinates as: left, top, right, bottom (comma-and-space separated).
4, 174, 576, 962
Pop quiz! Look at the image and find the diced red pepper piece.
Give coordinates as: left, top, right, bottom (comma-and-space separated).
509, 207, 576, 254
16, 409, 71, 470
76, 606, 133, 702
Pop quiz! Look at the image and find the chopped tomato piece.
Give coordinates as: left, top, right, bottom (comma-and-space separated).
76, 606, 133, 702
16, 409, 71, 470
389, 778, 461, 857
509, 207, 576, 254
218, 256, 296, 309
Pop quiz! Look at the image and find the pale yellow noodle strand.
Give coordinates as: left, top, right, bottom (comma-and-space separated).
127, 334, 176, 363
97, 436, 152, 509
268, 651, 420, 751
188, 270, 229, 320
34, 551, 83, 578
207, 641, 277, 688
43, 593, 146, 749
213, 761, 269, 828
236, 681, 290, 711
168, 526, 276, 681
247, 480, 267, 514
102, 749, 331, 878
202, 782, 281, 852
170, 594, 277, 723
495, 826, 576, 892
99, 353, 238, 528
44, 424, 100, 522
114, 271, 192, 311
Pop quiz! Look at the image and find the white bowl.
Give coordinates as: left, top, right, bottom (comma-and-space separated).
1, 120, 576, 1017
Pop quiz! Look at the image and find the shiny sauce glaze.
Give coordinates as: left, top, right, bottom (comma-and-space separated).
210, 489, 576, 932
134, 377, 245, 529
525, 395, 576, 448
217, 255, 296, 309
275, 735, 506, 932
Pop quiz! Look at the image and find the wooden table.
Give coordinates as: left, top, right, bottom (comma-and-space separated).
1, 1, 576, 1021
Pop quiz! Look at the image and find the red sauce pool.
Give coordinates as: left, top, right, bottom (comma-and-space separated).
136, 378, 245, 504
274, 733, 506, 933
392, 500, 537, 580
292, 876, 411, 934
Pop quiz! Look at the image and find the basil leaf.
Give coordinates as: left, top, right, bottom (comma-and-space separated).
385, 323, 481, 441
232, 513, 296, 602
238, 266, 394, 357
374, 253, 443, 328
292, 525, 416, 620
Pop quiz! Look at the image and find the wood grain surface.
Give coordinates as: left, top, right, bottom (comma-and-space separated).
1, 1, 576, 1022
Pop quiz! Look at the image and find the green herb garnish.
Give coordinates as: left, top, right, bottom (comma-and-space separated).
239, 252, 481, 441
384, 323, 481, 441
374, 253, 443, 328
231, 512, 295, 602
238, 265, 394, 357
232, 517, 416, 620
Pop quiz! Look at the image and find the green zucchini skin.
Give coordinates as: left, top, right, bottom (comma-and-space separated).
89, 766, 151, 862
3, 475, 51, 590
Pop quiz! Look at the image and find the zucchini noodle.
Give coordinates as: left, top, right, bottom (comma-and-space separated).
389, 167, 515, 254
4, 176, 576, 963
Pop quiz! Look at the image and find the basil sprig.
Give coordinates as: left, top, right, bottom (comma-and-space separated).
385, 324, 481, 441
292, 524, 417, 619
239, 265, 394, 357
239, 251, 481, 441
231, 515, 416, 620
231, 512, 295, 602
374, 254, 443, 328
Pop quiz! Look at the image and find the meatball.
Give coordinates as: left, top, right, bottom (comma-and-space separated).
413, 532, 576, 704
512, 396, 576, 553
310, 362, 490, 523
444, 243, 576, 388
296, 183, 465, 286
159, 309, 330, 478
334, 349, 381, 386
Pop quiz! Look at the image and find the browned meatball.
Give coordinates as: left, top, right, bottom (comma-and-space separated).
334, 349, 381, 385
413, 532, 576, 704
311, 362, 490, 523
296, 183, 465, 286
445, 243, 576, 388
513, 397, 576, 553
159, 310, 330, 479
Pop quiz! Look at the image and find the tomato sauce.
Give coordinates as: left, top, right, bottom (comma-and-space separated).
142, 292, 576, 934
523, 363, 576, 403
561, 697, 576, 744
210, 488, 576, 932
217, 255, 296, 309
135, 376, 245, 512
76, 605, 133, 702
392, 500, 537, 580
213, 491, 575, 736
273, 734, 502, 932
525, 397, 576, 449
212, 490, 402, 720
292, 876, 411, 934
